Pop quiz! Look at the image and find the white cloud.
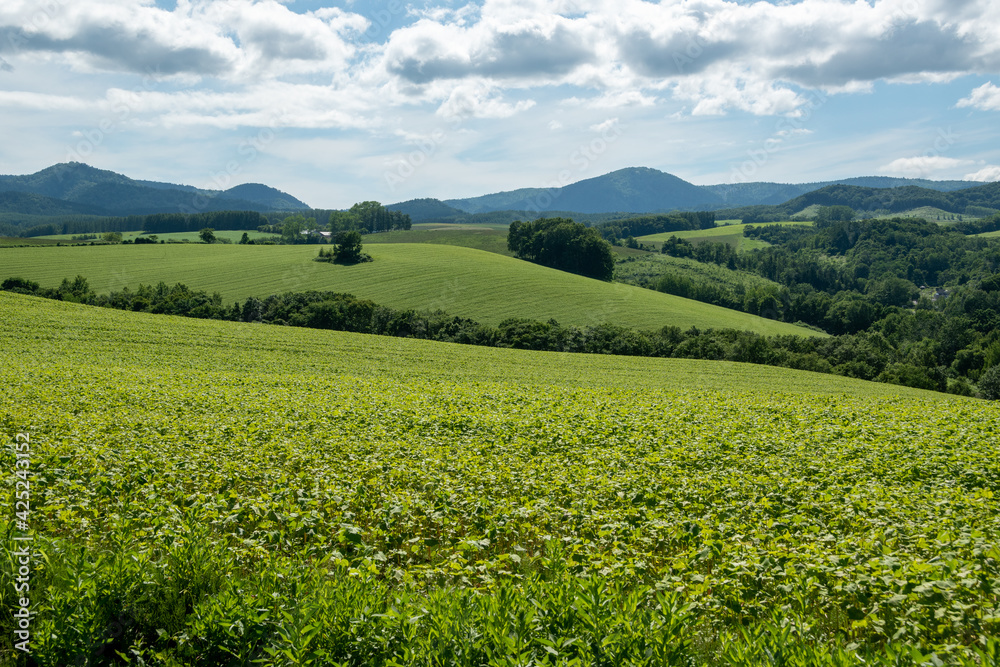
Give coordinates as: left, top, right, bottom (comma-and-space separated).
1, 0, 999, 127
878, 156, 974, 178
957, 82, 1000, 111
435, 81, 536, 119
588, 118, 620, 133
776, 128, 813, 138
965, 165, 1000, 182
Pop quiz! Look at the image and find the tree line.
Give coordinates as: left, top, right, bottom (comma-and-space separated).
5, 276, 999, 399
640, 215, 1000, 393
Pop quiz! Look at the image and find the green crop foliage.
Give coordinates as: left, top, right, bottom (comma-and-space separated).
0, 243, 820, 335
0, 293, 996, 666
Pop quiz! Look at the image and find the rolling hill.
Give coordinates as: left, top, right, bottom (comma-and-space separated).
445, 167, 724, 214
438, 168, 990, 216
0, 191, 107, 216
0, 162, 310, 216
702, 176, 981, 207
0, 243, 822, 336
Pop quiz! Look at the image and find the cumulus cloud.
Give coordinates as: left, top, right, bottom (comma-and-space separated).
878, 156, 974, 178
436, 81, 536, 119
362, 0, 999, 119
965, 165, 1000, 182
2, 0, 1000, 133
382, 17, 594, 84
0, 0, 363, 78
957, 82, 1000, 111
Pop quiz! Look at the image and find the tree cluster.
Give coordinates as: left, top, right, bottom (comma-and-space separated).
507, 218, 615, 281
316, 231, 371, 264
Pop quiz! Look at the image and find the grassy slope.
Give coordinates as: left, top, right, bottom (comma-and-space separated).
37, 229, 280, 242
0, 236, 62, 247
615, 253, 783, 293
1, 293, 990, 664
0, 243, 821, 335
637, 221, 813, 251
365, 224, 512, 256
0, 291, 935, 396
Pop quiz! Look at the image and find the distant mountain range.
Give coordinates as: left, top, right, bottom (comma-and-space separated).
2, 163, 995, 223
389, 167, 991, 220
0, 163, 310, 216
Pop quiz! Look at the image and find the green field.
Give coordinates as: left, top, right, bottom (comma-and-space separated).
37, 229, 280, 243
0, 243, 820, 336
638, 221, 813, 251
1, 292, 997, 665
615, 252, 783, 294
366, 223, 513, 256
0, 236, 62, 247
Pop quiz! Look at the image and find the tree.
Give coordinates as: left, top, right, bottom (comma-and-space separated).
332, 230, 368, 264
102, 231, 123, 244
346, 201, 411, 232
507, 218, 615, 281
239, 232, 250, 245
199, 228, 217, 244
329, 210, 361, 234
280, 214, 313, 243
979, 364, 1000, 400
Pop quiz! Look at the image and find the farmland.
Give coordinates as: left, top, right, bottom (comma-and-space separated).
638, 221, 814, 251
0, 242, 819, 335
2, 294, 1000, 665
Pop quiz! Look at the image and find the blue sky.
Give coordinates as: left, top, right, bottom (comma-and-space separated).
1, 0, 999, 208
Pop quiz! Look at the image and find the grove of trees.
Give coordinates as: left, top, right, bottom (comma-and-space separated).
507, 218, 615, 281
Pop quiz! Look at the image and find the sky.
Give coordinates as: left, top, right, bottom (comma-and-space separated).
1, 0, 999, 209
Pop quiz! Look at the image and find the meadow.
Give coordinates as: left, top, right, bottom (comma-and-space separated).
614, 253, 783, 295
1, 292, 998, 666
0, 242, 819, 336
364, 223, 513, 256
637, 221, 813, 251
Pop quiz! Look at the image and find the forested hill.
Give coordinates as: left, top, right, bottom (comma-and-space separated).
716, 182, 1000, 221
0, 191, 107, 216
784, 182, 1000, 215
445, 167, 724, 214
0, 162, 310, 216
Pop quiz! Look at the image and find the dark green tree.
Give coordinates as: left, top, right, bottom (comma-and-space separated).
199, 228, 217, 243
979, 364, 1000, 400
507, 218, 614, 281
332, 230, 367, 264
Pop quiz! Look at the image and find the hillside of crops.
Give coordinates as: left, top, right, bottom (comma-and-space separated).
638, 221, 813, 251
0, 243, 819, 335
1, 292, 998, 666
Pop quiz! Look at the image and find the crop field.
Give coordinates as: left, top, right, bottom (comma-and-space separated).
615, 253, 783, 295
0, 243, 820, 336
36, 230, 280, 243
638, 221, 813, 252
0, 236, 62, 247
1, 292, 998, 666
365, 224, 513, 256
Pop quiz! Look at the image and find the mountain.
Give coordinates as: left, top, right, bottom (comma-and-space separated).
702, 176, 981, 208
0, 163, 310, 216
0, 191, 107, 216
445, 167, 723, 214
779, 182, 1000, 216
386, 198, 468, 221
222, 183, 309, 211
440, 167, 989, 216
710, 182, 1000, 222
